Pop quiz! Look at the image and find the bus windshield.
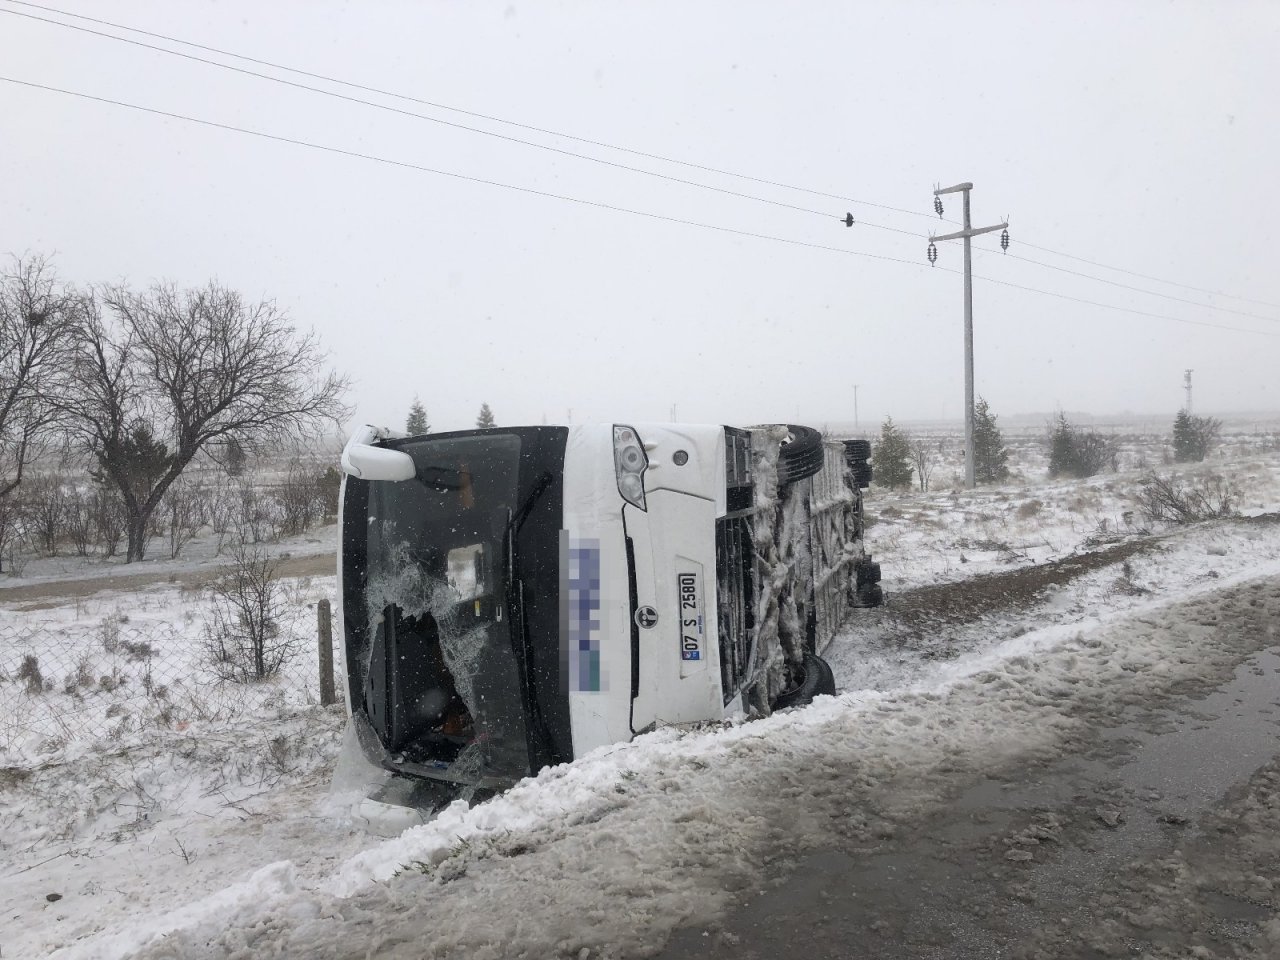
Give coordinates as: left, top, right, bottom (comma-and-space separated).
359, 433, 530, 785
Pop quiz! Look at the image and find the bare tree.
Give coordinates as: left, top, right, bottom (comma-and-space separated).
908, 436, 939, 492
62, 282, 349, 561
0, 488, 24, 572
0, 256, 78, 568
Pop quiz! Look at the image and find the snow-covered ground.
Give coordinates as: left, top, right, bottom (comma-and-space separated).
0, 566, 336, 762
5, 447, 1280, 959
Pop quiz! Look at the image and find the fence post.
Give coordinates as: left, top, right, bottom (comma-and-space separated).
317, 598, 336, 706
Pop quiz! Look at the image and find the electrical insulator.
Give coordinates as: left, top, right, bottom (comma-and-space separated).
927, 241, 938, 266
933, 196, 944, 218
1000, 228, 1010, 252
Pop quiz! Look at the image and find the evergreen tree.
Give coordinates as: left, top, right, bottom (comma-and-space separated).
871, 417, 913, 490
1047, 413, 1116, 479
1047, 413, 1076, 479
476, 402, 496, 429
224, 436, 247, 478
406, 396, 430, 435
100, 423, 174, 501
1172, 410, 1193, 462
1173, 410, 1220, 463
972, 397, 1010, 484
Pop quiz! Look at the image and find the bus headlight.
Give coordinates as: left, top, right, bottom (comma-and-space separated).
613, 425, 648, 510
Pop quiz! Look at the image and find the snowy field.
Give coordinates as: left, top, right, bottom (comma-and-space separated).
4, 432, 1280, 959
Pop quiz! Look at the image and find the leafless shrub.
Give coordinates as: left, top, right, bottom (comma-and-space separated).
99, 667, 127, 692
63, 486, 95, 556
237, 483, 277, 544
120, 638, 155, 662
91, 487, 127, 557
100, 615, 123, 653
24, 474, 69, 556
202, 541, 298, 682
1132, 472, 1241, 525
18, 653, 45, 695
1015, 499, 1043, 520
63, 655, 95, 695
280, 575, 314, 607
178, 580, 206, 602
162, 478, 206, 559
207, 482, 239, 554
273, 464, 322, 538
2, 546, 27, 577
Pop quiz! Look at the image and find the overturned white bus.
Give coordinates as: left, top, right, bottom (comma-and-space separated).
336, 422, 880, 808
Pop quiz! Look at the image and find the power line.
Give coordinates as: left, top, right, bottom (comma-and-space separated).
4, 75, 1277, 343
1009, 238, 1280, 311
969, 270, 1280, 338
8, 0, 1275, 316
0, 0, 937, 226
0, 75, 924, 269
0, 5, 845, 224
970, 247, 1280, 325
5, 0, 1274, 316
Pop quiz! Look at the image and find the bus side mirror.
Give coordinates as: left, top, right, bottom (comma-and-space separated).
341, 424, 416, 481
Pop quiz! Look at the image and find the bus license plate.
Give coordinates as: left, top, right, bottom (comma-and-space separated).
677, 571, 704, 661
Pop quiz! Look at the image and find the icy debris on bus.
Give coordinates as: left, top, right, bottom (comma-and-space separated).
335, 421, 881, 813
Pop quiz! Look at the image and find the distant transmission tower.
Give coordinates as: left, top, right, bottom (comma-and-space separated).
1183, 369, 1193, 414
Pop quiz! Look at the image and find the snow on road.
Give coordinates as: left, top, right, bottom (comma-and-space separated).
29, 517, 1280, 960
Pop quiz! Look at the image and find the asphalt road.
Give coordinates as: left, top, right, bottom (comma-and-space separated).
659, 606, 1280, 959
0, 551, 336, 609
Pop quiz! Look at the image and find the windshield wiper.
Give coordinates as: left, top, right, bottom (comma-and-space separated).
508, 470, 554, 534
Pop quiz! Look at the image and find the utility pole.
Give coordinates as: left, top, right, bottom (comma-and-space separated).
853, 384, 860, 432
930, 183, 1008, 489
1183, 369, 1193, 414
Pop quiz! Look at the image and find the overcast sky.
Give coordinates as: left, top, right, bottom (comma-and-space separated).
2, 1, 1278, 434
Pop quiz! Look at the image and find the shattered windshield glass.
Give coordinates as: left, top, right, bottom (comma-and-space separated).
362, 433, 530, 786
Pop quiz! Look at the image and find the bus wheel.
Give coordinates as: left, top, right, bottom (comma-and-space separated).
771, 652, 837, 710
843, 438, 871, 462
777, 425, 825, 486
856, 582, 884, 607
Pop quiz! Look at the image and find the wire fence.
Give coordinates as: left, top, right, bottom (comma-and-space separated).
0, 589, 342, 760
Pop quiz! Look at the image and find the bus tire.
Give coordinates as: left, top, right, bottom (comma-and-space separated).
771, 652, 837, 710
843, 439, 871, 462
856, 582, 884, 608
856, 560, 882, 587
777, 425, 825, 486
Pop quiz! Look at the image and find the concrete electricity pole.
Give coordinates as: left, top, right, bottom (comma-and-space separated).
1184, 369, 1193, 414
853, 384, 860, 432
930, 183, 1008, 489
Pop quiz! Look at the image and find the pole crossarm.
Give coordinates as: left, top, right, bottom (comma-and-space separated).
934, 182, 974, 195
931, 221, 1008, 243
